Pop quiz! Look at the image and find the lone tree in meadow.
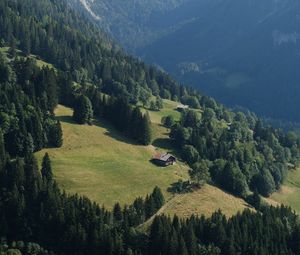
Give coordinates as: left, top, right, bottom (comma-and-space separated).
73, 95, 93, 125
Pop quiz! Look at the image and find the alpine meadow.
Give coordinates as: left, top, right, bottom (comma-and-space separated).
1, 0, 300, 255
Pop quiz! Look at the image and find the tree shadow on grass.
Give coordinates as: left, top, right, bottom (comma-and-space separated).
93, 118, 140, 146
152, 138, 174, 151
167, 180, 197, 194
56, 114, 146, 146
56, 115, 76, 124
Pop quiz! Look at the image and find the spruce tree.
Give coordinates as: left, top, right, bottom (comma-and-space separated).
55, 120, 63, 147
152, 186, 165, 211
113, 203, 123, 222
73, 95, 93, 125
0, 129, 5, 172
178, 236, 188, 255
140, 111, 152, 145
41, 153, 53, 182
48, 120, 63, 147
24, 153, 41, 199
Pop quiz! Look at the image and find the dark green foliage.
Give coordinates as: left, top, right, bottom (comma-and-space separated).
171, 108, 300, 197
0, 0, 199, 107
41, 153, 53, 182
0, 129, 5, 172
0, 55, 63, 156
140, 111, 152, 145
1, 0, 300, 254
0, 241, 53, 255
245, 191, 262, 210
161, 115, 175, 128
149, 97, 163, 111
189, 160, 211, 187
145, 186, 165, 219
73, 95, 93, 125
88, 94, 152, 145
182, 145, 199, 165
0, 123, 300, 255
0, 151, 166, 254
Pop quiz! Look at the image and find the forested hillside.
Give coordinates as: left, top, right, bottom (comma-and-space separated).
67, 0, 189, 49
1, 0, 300, 254
139, 0, 300, 123
71, 0, 300, 123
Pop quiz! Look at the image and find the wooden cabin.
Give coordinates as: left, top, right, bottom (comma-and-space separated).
176, 104, 189, 112
152, 153, 176, 166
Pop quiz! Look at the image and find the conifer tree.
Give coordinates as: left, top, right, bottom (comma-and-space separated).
24, 153, 41, 199
41, 153, 53, 182
178, 236, 188, 255
140, 111, 152, 145
48, 120, 63, 147
0, 129, 5, 172
113, 203, 123, 222
73, 95, 93, 125
152, 186, 165, 211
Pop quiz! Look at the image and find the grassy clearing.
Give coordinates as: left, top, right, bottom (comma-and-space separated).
0, 47, 54, 69
144, 99, 182, 155
268, 168, 300, 213
0, 47, 9, 56
157, 184, 252, 218
36, 102, 251, 217
34, 57, 54, 69
146, 99, 181, 124
36, 105, 189, 208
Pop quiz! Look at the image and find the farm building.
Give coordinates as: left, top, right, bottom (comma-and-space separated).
176, 104, 189, 112
152, 153, 176, 166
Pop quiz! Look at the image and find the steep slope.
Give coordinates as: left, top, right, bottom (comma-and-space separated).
70, 0, 300, 123
140, 0, 300, 122
36, 104, 252, 218
268, 167, 300, 213
36, 104, 189, 208
67, 0, 190, 49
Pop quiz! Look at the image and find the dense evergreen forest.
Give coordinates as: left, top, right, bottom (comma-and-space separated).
169, 108, 300, 197
1, 141, 300, 255
1, 0, 300, 254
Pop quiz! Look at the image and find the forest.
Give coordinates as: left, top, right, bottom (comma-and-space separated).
0, 0, 300, 254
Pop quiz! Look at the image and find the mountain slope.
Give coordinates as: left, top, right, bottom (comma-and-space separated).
70, 0, 300, 123
1, 0, 300, 254
140, 0, 300, 122
67, 0, 190, 49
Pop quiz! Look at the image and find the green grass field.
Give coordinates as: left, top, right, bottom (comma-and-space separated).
146, 99, 181, 124
36, 105, 189, 208
268, 168, 300, 213
36, 102, 252, 217
157, 184, 252, 218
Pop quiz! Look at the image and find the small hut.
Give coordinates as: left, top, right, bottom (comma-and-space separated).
176, 104, 189, 112
152, 153, 176, 166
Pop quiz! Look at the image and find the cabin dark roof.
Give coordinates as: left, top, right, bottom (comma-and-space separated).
153, 153, 176, 162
